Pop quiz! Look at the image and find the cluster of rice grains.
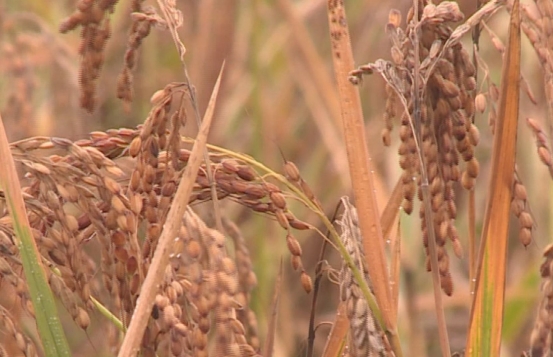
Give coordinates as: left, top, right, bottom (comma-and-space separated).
0, 82, 318, 355
59, 0, 116, 112
0, 305, 37, 357
523, 0, 553, 193
520, 0, 553, 118
338, 197, 388, 357
149, 211, 257, 357
527, 244, 553, 356
350, 1, 478, 296
59, 0, 159, 112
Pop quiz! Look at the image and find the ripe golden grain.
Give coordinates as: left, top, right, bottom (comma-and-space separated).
475, 93, 487, 113
274, 209, 290, 229
269, 191, 287, 210
300, 272, 312, 294
285, 234, 302, 257
291, 255, 302, 271
288, 218, 310, 230
283, 161, 301, 182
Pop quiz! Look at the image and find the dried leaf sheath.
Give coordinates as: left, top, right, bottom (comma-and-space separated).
338, 197, 388, 357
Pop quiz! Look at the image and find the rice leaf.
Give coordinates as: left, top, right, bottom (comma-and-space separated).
0, 115, 71, 357
466, 0, 521, 355
326, 1, 402, 356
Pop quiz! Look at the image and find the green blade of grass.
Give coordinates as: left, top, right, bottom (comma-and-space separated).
466, 0, 521, 355
0, 114, 71, 357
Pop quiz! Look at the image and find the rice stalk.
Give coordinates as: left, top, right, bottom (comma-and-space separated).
262, 259, 282, 357
325, 3, 401, 356
321, 302, 349, 357
116, 65, 223, 357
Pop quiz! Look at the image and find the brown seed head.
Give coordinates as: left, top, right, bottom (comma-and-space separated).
269, 191, 287, 210
519, 227, 532, 247
110, 195, 126, 214
186, 240, 201, 259
236, 166, 256, 181
300, 271, 313, 293
475, 93, 487, 113
468, 124, 480, 146
126, 256, 138, 274
466, 158, 480, 178
461, 171, 475, 190
289, 219, 310, 230
451, 238, 463, 258
130, 273, 140, 295
514, 182, 528, 201
284, 161, 301, 182
286, 234, 302, 257
519, 211, 534, 229
291, 255, 302, 271
538, 146, 552, 166
275, 209, 290, 230
76, 307, 90, 330
441, 272, 453, 296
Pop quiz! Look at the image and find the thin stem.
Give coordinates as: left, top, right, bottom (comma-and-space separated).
156, 0, 224, 234
307, 237, 329, 357
412, 0, 452, 356
183, 66, 224, 233
469, 0, 481, 295
186, 139, 390, 341
469, 190, 476, 292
